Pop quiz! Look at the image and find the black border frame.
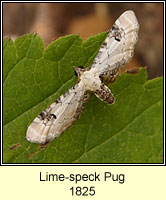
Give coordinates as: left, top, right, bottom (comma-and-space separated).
1, 0, 165, 166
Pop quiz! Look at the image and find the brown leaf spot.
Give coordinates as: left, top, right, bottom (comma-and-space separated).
40, 141, 50, 150
9, 143, 20, 150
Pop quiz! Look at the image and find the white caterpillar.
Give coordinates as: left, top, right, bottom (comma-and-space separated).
26, 10, 139, 144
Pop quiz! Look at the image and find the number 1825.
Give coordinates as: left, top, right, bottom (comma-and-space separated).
70, 186, 95, 196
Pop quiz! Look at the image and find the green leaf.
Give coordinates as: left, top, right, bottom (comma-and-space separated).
3, 33, 163, 163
